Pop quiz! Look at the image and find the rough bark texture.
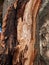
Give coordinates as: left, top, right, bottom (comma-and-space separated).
34, 1, 49, 65
0, 0, 41, 65
0, 0, 49, 65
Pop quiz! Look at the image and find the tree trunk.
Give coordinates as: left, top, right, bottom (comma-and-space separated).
12, 0, 41, 65
2, 0, 49, 65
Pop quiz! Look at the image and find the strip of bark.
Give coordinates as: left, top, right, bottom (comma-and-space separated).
13, 0, 41, 65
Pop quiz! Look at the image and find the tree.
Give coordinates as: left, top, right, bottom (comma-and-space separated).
0, 0, 49, 65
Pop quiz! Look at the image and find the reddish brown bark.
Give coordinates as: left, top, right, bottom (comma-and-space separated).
13, 0, 41, 65
1, 0, 41, 65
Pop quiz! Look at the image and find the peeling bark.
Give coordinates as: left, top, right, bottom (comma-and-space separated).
13, 0, 41, 65
0, 0, 41, 65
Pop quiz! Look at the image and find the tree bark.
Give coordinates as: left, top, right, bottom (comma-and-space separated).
13, 0, 41, 65
1, 0, 41, 65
